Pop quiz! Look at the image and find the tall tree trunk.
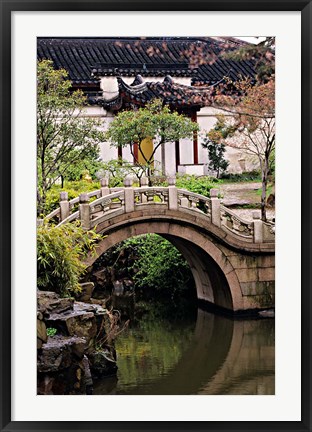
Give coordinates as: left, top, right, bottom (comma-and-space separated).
261, 176, 267, 222
37, 178, 48, 217
37, 188, 43, 217
37, 191, 46, 217
161, 142, 166, 177
147, 164, 152, 186
261, 157, 269, 222
38, 149, 47, 217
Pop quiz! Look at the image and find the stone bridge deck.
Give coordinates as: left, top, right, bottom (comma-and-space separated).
44, 178, 275, 313
46, 179, 275, 250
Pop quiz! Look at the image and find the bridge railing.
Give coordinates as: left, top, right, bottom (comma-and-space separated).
44, 178, 112, 223
42, 177, 275, 244
220, 205, 254, 241
177, 189, 212, 218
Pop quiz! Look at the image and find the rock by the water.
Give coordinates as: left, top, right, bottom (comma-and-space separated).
82, 355, 93, 394
37, 375, 55, 395
89, 349, 117, 378
37, 318, 47, 344
37, 335, 92, 395
112, 280, 124, 296
46, 302, 107, 350
46, 309, 97, 349
37, 290, 117, 395
37, 290, 74, 316
75, 282, 95, 302
37, 335, 87, 373
92, 269, 107, 285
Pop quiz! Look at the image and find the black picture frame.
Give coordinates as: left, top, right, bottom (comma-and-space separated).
1, 1, 311, 431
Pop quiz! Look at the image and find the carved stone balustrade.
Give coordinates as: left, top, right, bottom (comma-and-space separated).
134, 187, 169, 206
263, 221, 275, 242
43, 180, 275, 246
177, 189, 212, 219
220, 205, 254, 242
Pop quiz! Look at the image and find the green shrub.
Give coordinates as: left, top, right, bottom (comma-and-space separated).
202, 137, 229, 178
149, 176, 168, 187
63, 157, 103, 181
220, 170, 261, 182
121, 234, 193, 300
45, 180, 100, 215
90, 234, 194, 301
37, 221, 101, 296
46, 327, 57, 337
176, 174, 219, 198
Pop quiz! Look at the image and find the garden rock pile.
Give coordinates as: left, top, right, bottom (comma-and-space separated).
37, 289, 117, 395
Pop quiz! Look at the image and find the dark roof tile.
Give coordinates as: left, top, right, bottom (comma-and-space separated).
37, 37, 256, 86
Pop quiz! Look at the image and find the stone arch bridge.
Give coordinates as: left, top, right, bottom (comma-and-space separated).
45, 179, 275, 314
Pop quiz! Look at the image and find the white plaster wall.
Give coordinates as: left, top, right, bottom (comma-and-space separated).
153, 145, 162, 174
81, 104, 260, 175
72, 106, 107, 118
198, 106, 231, 117
72, 106, 116, 162
164, 141, 176, 177
121, 145, 133, 163
120, 76, 192, 86
197, 107, 260, 174
100, 77, 119, 101
223, 147, 259, 173
98, 113, 117, 162
179, 138, 193, 165
197, 108, 218, 165
178, 165, 206, 176
100, 142, 118, 162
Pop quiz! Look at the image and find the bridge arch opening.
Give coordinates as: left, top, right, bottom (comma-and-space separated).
160, 234, 233, 310
89, 233, 198, 307
86, 220, 242, 311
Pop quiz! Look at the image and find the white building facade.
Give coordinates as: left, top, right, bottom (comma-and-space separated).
38, 37, 259, 177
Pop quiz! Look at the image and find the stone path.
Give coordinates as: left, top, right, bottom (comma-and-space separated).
217, 182, 275, 221
219, 182, 261, 206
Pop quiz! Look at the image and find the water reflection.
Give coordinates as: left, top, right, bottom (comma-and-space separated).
93, 308, 274, 395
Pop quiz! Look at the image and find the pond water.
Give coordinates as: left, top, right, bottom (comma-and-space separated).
93, 300, 275, 395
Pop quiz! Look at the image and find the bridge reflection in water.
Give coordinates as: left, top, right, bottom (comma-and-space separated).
93, 309, 275, 395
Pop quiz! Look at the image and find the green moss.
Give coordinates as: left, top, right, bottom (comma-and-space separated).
253, 282, 275, 308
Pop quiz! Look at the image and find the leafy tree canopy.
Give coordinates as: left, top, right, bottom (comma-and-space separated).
37, 60, 105, 215
106, 99, 199, 179
202, 134, 229, 179
211, 79, 275, 220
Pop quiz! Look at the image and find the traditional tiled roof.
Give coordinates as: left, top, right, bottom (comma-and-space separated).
37, 37, 256, 87
88, 75, 214, 111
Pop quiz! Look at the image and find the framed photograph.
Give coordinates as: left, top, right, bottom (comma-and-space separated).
1, 1, 310, 431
